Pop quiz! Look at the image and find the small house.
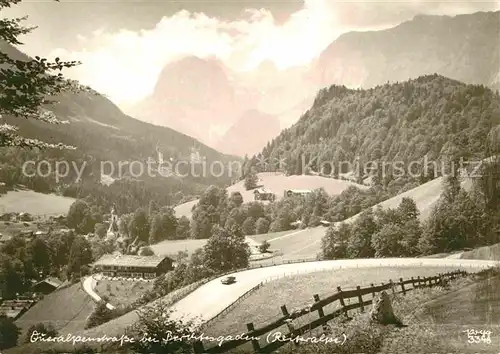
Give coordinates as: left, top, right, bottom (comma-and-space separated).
284, 189, 312, 198
0, 213, 15, 222
31, 277, 63, 295
92, 254, 174, 279
19, 230, 35, 238
52, 215, 66, 222
18, 212, 33, 222
0, 233, 12, 245
0, 299, 35, 319
253, 188, 276, 201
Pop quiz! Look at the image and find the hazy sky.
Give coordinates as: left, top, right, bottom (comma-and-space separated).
4, 0, 499, 105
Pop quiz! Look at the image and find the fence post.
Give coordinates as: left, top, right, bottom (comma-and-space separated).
370, 283, 375, 298
337, 286, 348, 317
314, 294, 328, 332
389, 279, 395, 296
417, 276, 421, 288
313, 294, 325, 318
246, 323, 261, 352
399, 278, 406, 295
439, 273, 444, 286
281, 305, 298, 347
356, 286, 364, 312
281, 304, 289, 317
192, 341, 205, 353
411, 277, 415, 289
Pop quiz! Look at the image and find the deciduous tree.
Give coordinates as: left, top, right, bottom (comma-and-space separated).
0, 0, 93, 148
203, 225, 250, 272
321, 223, 351, 259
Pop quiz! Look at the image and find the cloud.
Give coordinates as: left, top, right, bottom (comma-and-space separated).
47, 0, 499, 104
48, 0, 343, 103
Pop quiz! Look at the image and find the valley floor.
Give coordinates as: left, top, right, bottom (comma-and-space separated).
0, 190, 75, 216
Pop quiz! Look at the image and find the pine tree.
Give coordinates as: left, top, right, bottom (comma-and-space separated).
244, 168, 259, 190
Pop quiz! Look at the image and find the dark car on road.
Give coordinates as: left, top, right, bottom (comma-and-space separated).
221, 276, 236, 285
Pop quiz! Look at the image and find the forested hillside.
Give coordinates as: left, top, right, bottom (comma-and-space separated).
0, 40, 238, 213
257, 75, 500, 191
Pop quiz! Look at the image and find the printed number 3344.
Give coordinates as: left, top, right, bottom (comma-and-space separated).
463, 329, 492, 344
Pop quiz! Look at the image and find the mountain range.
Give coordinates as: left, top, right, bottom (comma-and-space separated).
313, 11, 500, 90
1, 41, 235, 164
126, 10, 499, 157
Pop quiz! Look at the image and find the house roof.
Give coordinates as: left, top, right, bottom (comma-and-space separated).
1, 300, 34, 307
286, 189, 312, 194
0, 234, 12, 243
92, 254, 170, 268
0, 307, 25, 318
254, 188, 272, 194
0, 300, 33, 319
33, 277, 63, 289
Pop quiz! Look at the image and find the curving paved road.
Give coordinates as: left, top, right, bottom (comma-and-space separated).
82, 275, 115, 310
168, 258, 499, 325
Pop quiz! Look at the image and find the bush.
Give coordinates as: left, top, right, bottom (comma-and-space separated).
128, 302, 198, 354
255, 217, 270, 234
139, 246, 155, 256
85, 301, 114, 329
80, 265, 90, 277
25, 323, 58, 343
0, 315, 20, 350
259, 240, 271, 253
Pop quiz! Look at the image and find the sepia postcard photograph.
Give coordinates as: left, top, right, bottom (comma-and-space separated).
0, 0, 499, 353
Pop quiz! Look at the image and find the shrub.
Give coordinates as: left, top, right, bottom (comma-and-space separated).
259, 240, 271, 253
25, 323, 58, 343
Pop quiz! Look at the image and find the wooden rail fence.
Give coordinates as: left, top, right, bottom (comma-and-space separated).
134, 257, 493, 316
192, 269, 468, 354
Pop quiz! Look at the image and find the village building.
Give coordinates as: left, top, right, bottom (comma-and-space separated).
0, 212, 16, 222
31, 277, 63, 295
284, 189, 312, 198
91, 254, 174, 279
17, 212, 33, 222
19, 230, 35, 238
0, 233, 12, 245
0, 299, 35, 319
320, 220, 331, 227
50, 214, 66, 223
253, 188, 276, 201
